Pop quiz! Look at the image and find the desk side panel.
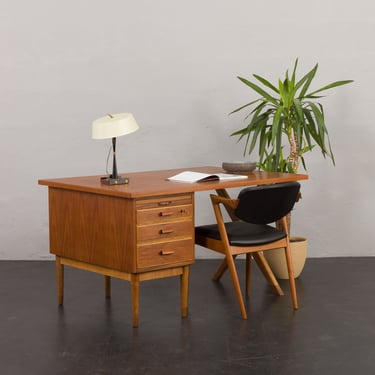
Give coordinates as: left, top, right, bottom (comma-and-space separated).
48, 188, 136, 272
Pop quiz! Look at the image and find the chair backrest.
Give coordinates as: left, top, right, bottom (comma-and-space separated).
234, 182, 301, 224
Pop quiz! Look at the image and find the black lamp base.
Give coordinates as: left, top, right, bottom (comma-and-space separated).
100, 176, 129, 185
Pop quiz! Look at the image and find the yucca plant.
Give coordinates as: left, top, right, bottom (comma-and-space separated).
231, 59, 353, 173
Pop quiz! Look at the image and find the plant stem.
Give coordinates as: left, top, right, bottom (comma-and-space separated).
288, 130, 299, 173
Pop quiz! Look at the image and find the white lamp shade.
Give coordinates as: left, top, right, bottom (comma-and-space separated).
92, 113, 139, 139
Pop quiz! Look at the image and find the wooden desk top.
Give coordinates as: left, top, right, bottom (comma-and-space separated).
38, 166, 308, 199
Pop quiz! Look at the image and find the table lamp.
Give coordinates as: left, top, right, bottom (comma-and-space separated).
92, 113, 139, 185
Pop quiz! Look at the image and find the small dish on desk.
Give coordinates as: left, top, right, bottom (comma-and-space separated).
222, 161, 257, 173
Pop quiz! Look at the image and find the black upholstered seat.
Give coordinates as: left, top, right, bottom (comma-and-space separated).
195, 221, 286, 246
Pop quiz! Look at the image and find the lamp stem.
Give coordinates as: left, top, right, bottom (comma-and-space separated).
112, 137, 118, 179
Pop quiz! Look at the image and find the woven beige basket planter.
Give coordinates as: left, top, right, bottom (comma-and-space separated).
264, 236, 307, 279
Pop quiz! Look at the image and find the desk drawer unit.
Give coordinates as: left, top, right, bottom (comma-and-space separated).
136, 194, 194, 271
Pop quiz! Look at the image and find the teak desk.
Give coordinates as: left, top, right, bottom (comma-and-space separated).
39, 166, 308, 327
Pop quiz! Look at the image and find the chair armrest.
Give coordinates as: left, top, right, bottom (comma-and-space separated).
210, 194, 239, 210
214, 189, 239, 221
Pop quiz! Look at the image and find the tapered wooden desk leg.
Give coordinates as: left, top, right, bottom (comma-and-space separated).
104, 276, 111, 298
55, 256, 64, 305
180, 266, 189, 318
131, 274, 140, 328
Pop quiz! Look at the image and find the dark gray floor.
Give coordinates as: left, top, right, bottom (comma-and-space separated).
1, 258, 375, 375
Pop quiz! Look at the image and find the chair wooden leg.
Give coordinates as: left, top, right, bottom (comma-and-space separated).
215, 253, 284, 297
212, 255, 238, 281
180, 266, 189, 318
55, 256, 64, 305
212, 259, 228, 281
253, 252, 284, 296
104, 275, 111, 298
284, 244, 298, 310
226, 255, 247, 320
245, 254, 252, 297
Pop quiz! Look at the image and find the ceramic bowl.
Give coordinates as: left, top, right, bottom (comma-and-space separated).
222, 161, 257, 173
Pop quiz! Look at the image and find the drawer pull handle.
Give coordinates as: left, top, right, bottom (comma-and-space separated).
159, 229, 174, 234
159, 212, 173, 217
159, 201, 172, 206
159, 250, 174, 256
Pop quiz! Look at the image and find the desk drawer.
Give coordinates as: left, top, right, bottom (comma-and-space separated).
137, 204, 192, 225
137, 239, 194, 270
137, 221, 193, 242
136, 195, 192, 210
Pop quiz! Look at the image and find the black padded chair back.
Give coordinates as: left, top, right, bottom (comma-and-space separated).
235, 182, 300, 224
